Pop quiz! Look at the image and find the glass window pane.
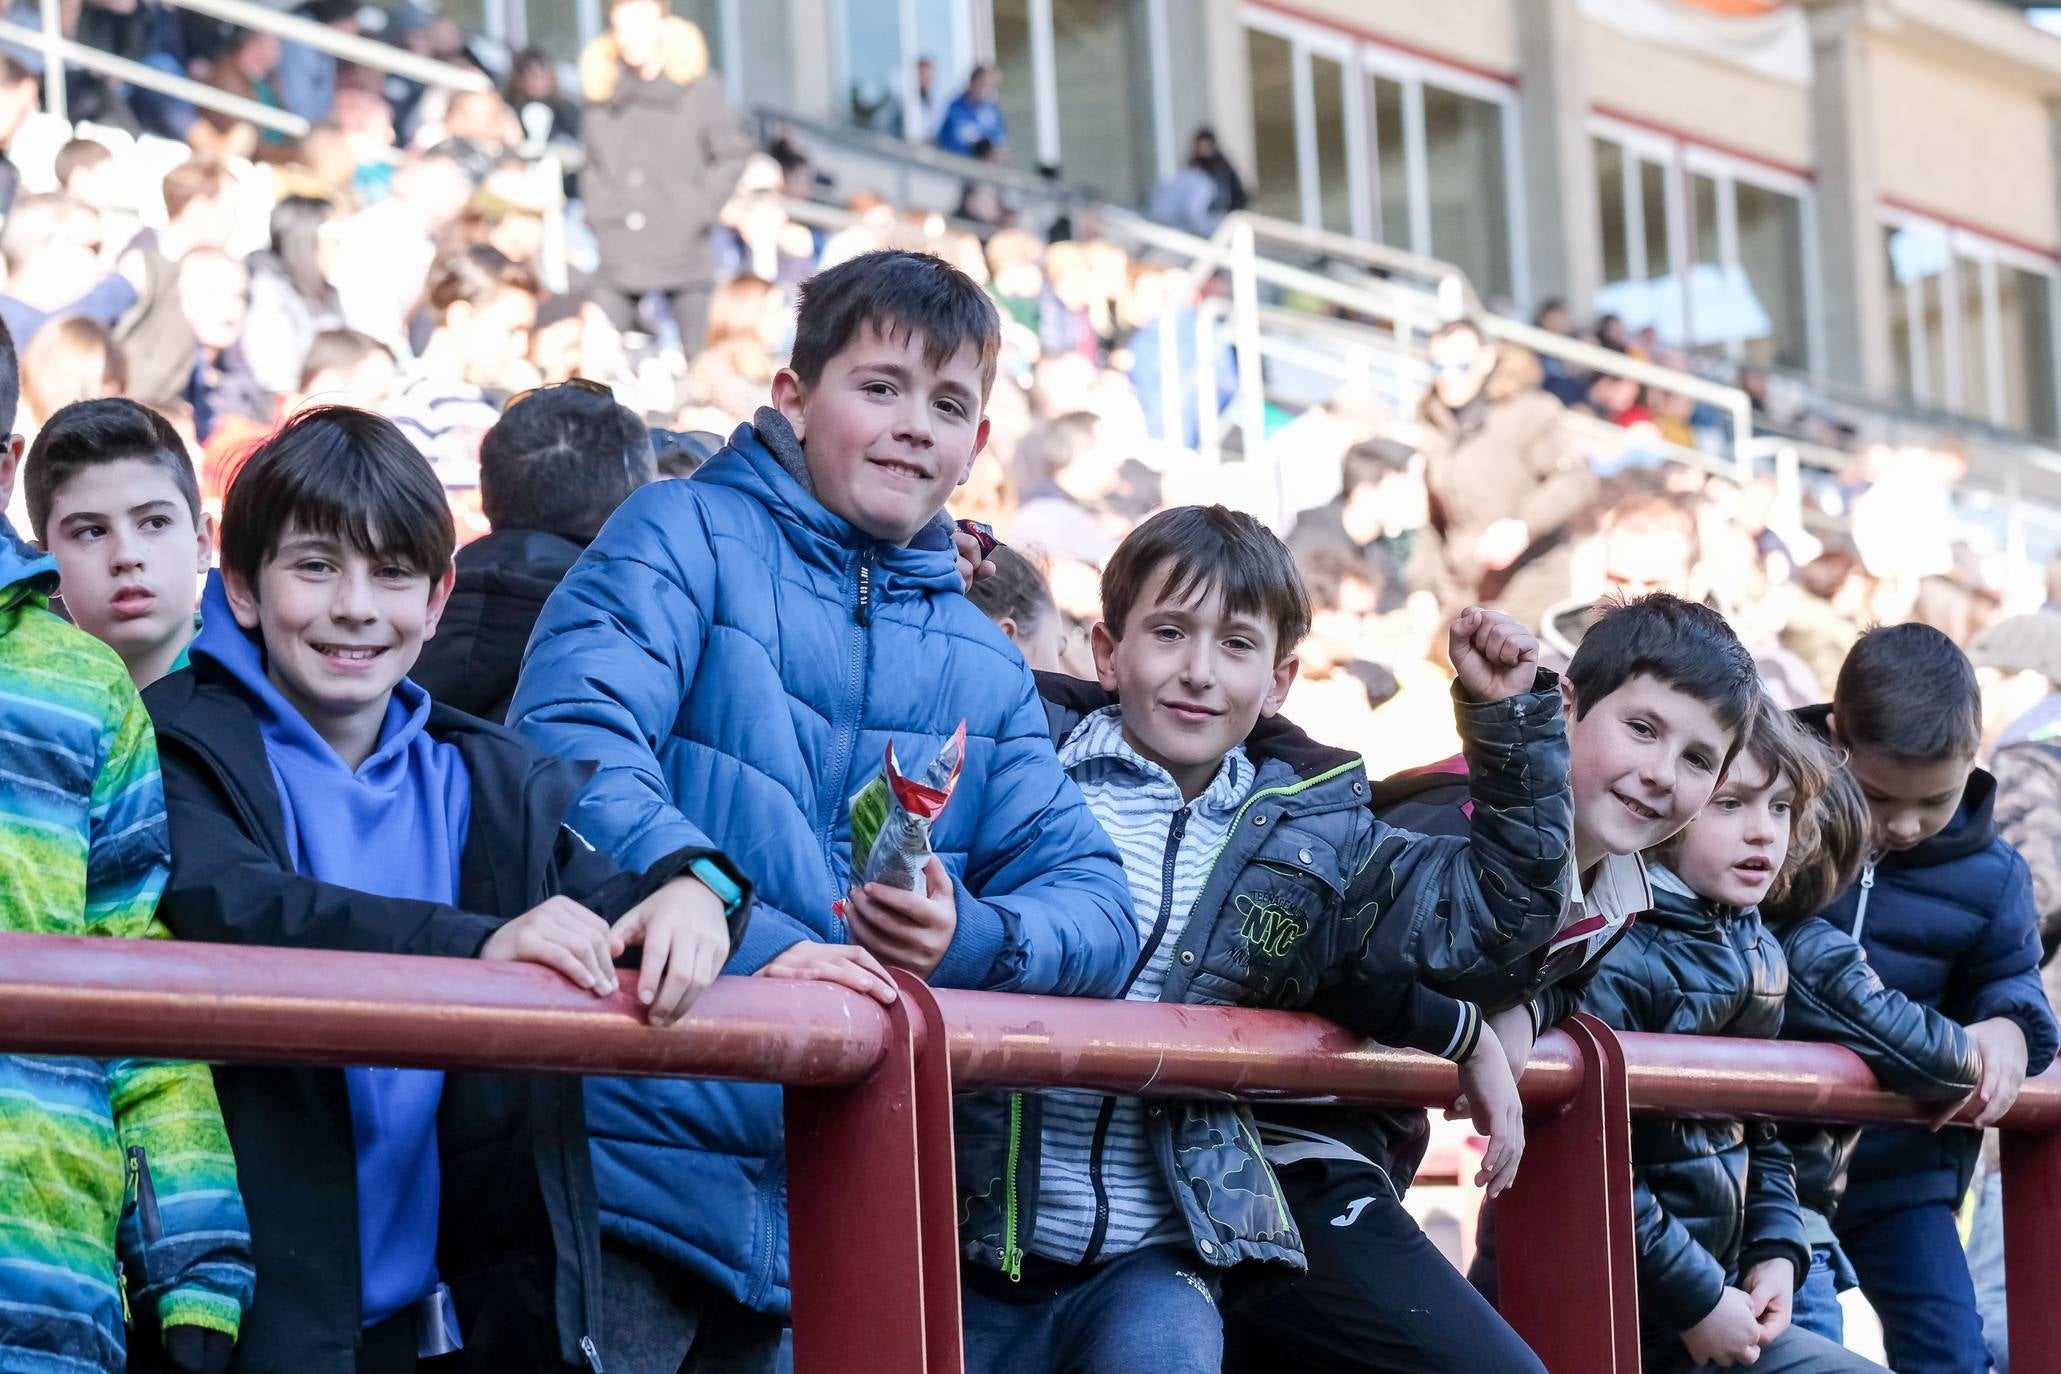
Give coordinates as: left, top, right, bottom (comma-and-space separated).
1311, 54, 1349, 236
1687, 172, 1720, 352
1245, 28, 1297, 222
1957, 256, 1986, 418
1051, 0, 1153, 203
523, 2, 585, 61
1886, 223, 1950, 404
1734, 181, 1808, 370
991, 0, 1037, 173
838, 1, 902, 128
1640, 160, 1672, 341
1373, 75, 1408, 249
1596, 137, 1628, 292
1999, 267, 2058, 438
683, 0, 724, 71
1885, 225, 1918, 399
1421, 84, 1511, 302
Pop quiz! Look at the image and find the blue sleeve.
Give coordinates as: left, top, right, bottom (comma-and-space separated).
1952, 852, 2061, 1076
930, 668, 1138, 997
73, 274, 139, 326
509, 486, 815, 973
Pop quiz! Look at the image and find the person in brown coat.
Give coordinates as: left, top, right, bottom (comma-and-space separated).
1411, 318, 1599, 631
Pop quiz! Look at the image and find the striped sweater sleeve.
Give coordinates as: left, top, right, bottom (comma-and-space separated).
92, 684, 254, 1337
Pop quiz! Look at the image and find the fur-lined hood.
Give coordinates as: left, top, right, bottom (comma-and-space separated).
1417, 342, 1545, 430
580, 15, 710, 104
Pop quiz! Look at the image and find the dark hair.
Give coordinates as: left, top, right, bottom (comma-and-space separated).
54, 138, 111, 187
298, 328, 392, 391
1832, 622, 1982, 762
1566, 592, 1758, 764
162, 157, 234, 220
1300, 550, 1379, 613
789, 249, 1001, 400
24, 398, 199, 542
1761, 757, 1869, 929
268, 195, 338, 306
1340, 437, 1414, 492
425, 245, 541, 319
967, 543, 1056, 632
220, 406, 454, 591
1101, 505, 1311, 657
480, 386, 654, 541
0, 311, 22, 437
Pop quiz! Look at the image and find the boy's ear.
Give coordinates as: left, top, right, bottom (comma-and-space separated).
420, 561, 459, 641
1089, 619, 1121, 694
769, 367, 808, 441
954, 416, 993, 489
195, 511, 218, 572
1261, 652, 1300, 719
1559, 675, 1579, 722
0, 433, 21, 515
222, 564, 263, 631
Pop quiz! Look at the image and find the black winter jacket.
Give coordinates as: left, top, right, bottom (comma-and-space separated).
954, 673, 1573, 1283
1776, 915, 1980, 1219
412, 527, 587, 723
143, 664, 750, 1374
1580, 869, 1808, 1339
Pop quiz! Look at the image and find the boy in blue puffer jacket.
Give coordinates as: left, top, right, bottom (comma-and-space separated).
509, 249, 1136, 1372
1803, 624, 2060, 1374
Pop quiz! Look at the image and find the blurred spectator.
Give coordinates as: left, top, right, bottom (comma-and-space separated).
414, 382, 656, 721
462, 169, 549, 266
937, 64, 1007, 157
1780, 547, 1871, 692
275, 0, 359, 122
966, 543, 1064, 672
505, 46, 581, 148
198, 26, 286, 150
383, 13, 485, 143
1038, 241, 1103, 360
242, 194, 343, 396
1190, 128, 1247, 222
1284, 551, 1397, 756
1124, 269, 1236, 449
1008, 411, 1123, 567
680, 275, 785, 423
527, 294, 629, 389
389, 246, 540, 511
200, 326, 397, 501
1287, 437, 1426, 613
1531, 297, 1590, 409
1413, 317, 1597, 630
434, 87, 519, 184
119, 158, 240, 408
581, 1, 751, 352
328, 151, 472, 352
2047, 550, 2061, 616
18, 316, 127, 438
904, 55, 949, 143
177, 247, 265, 443
0, 194, 142, 347
332, 85, 399, 202
0, 53, 32, 215
1979, 612, 2061, 949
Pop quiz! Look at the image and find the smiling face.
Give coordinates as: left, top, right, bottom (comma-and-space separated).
1843, 742, 1972, 855
1563, 672, 1735, 870
1093, 564, 1298, 802
771, 323, 991, 545
44, 459, 211, 684
224, 526, 453, 765
1670, 750, 1793, 907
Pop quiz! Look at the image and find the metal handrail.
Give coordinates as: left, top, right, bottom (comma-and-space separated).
3, 18, 308, 135
169, 0, 494, 94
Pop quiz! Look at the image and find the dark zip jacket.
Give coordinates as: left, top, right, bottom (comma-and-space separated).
953, 672, 1573, 1283
144, 663, 749, 1373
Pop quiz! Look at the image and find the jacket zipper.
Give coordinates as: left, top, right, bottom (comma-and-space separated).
1851, 860, 1878, 948
817, 548, 875, 932
581, 1336, 604, 1372
1003, 1092, 1025, 1280
1084, 806, 1191, 1264
128, 1145, 164, 1246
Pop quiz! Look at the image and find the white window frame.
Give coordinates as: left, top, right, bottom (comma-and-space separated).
1880, 206, 2061, 430
1589, 113, 1820, 375
1239, 5, 1530, 304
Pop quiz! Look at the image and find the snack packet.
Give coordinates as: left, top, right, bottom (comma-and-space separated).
844, 722, 967, 899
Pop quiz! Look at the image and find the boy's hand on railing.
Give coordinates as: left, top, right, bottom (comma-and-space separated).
758, 941, 900, 1004
1451, 1021, 1525, 1198
1742, 1257, 1794, 1346
1966, 1017, 2030, 1128
1485, 1003, 1536, 1085
1447, 606, 1540, 703
481, 896, 623, 997
614, 877, 732, 1027
1682, 1288, 1764, 1367
843, 857, 958, 979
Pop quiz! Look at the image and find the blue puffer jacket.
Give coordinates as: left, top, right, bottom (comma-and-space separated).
1800, 711, 2060, 1229
508, 413, 1136, 1313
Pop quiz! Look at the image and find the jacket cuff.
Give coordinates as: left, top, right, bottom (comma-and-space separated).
638, 846, 755, 958
1738, 1241, 1808, 1289
727, 904, 816, 975
931, 886, 1008, 989
1450, 667, 1562, 719
1649, 1263, 1730, 1337
157, 1289, 241, 1339
429, 909, 503, 959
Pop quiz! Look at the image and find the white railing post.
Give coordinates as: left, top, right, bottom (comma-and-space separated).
1232, 218, 1266, 467
39, 0, 64, 123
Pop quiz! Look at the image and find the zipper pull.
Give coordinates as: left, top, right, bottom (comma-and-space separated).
118, 1267, 130, 1325
1860, 861, 1876, 889
853, 553, 874, 626
581, 1335, 605, 1373
1007, 1244, 1024, 1283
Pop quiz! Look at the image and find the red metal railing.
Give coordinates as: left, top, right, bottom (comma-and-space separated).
2, 931, 2056, 1373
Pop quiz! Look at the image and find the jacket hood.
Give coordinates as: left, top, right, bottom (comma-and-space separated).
188, 569, 435, 775
0, 519, 55, 611
1418, 343, 1546, 431
1033, 671, 1363, 784
580, 15, 708, 103
1647, 863, 1737, 934
1795, 702, 1998, 866
696, 414, 964, 594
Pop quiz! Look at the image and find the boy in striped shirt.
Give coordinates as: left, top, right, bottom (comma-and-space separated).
953, 506, 1574, 1373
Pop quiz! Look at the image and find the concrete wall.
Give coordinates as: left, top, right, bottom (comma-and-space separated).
1581, 16, 1810, 170
1868, 36, 2060, 249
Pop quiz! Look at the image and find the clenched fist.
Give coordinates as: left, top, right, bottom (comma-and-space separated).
1448, 606, 1541, 703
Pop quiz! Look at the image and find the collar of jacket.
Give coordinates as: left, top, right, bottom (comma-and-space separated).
1794, 701, 2000, 867
579, 14, 709, 103
1417, 343, 1545, 434
1647, 863, 1741, 934
693, 409, 963, 592
1058, 704, 1256, 814
1034, 671, 1362, 785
